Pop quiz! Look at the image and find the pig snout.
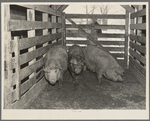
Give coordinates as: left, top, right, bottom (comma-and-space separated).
75, 68, 82, 74
44, 69, 60, 85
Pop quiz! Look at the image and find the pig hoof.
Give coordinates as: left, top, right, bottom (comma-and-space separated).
98, 80, 102, 85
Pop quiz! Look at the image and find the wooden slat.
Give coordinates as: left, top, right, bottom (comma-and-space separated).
20, 58, 44, 81
62, 12, 66, 46
12, 77, 47, 109
19, 33, 61, 50
66, 24, 125, 30
99, 41, 124, 45
66, 40, 124, 45
9, 20, 61, 31
17, 5, 61, 16
66, 32, 125, 38
66, 40, 87, 44
104, 47, 124, 51
129, 56, 146, 76
21, 70, 44, 95
130, 23, 146, 30
19, 44, 51, 65
129, 61, 146, 88
124, 10, 129, 68
110, 53, 124, 58
131, 8, 146, 19
13, 37, 20, 101
66, 14, 125, 19
121, 5, 135, 13
130, 34, 146, 44
130, 41, 146, 54
57, 5, 69, 12
129, 48, 146, 65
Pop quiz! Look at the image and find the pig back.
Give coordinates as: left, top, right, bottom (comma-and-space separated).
83, 45, 123, 72
69, 45, 84, 59
45, 45, 68, 72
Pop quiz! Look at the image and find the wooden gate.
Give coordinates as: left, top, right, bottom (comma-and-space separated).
65, 12, 129, 68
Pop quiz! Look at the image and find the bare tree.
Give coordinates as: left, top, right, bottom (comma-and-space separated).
80, 5, 98, 24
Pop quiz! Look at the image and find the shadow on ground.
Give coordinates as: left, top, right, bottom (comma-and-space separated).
26, 69, 146, 109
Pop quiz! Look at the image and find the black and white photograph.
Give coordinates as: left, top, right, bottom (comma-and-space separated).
1, 2, 149, 120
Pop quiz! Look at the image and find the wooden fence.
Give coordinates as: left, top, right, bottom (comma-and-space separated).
129, 5, 146, 88
4, 4, 63, 109
65, 13, 128, 68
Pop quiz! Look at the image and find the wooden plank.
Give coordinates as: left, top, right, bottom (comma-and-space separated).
62, 12, 66, 46
4, 4, 13, 109
105, 47, 124, 51
13, 37, 20, 101
9, 20, 61, 31
19, 33, 61, 50
121, 5, 135, 13
42, 13, 48, 35
27, 9, 36, 83
19, 44, 51, 65
124, 10, 129, 68
129, 61, 146, 88
66, 14, 125, 19
21, 70, 44, 95
131, 8, 146, 19
66, 32, 125, 38
130, 34, 146, 44
57, 5, 69, 12
12, 77, 47, 109
17, 5, 61, 16
66, 40, 87, 44
129, 56, 146, 76
66, 40, 124, 45
66, 24, 125, 30
129, 48, 146, 65
20, 58, 44, 81
99, 41, 124, 45
110, 53, 124, 58
130, 23, 146, 30
51, 5, 57, 43
130, 41, 146, 54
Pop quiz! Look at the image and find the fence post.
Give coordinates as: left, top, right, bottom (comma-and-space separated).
124, 10, 129, 69
62, 12, 66, 46
4, 4, 12, 109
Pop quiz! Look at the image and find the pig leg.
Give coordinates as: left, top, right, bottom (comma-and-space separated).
68, 66, 76, 83
96, 68, 103, 85
58, 76, 63, 88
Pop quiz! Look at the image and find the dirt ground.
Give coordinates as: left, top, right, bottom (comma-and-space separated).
26, 68, 146, 109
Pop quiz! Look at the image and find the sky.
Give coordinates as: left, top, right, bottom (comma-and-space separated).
64, 4, 125, 25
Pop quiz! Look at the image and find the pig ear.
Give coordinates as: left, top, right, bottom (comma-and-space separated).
44, 66, 49, 72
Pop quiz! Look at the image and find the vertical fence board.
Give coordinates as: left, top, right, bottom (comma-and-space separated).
124, 10, 129, 68
27, 9, 36, 80
13, 37, 20, 101
51, 6, 57, 43
62, 12, 66, 46
42, 13, 48, 58
4, 4, 12, 109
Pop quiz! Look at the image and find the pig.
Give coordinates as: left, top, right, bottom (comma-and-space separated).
68, 45, 85, 83
83, 44, 124, 84
43, 45, 68, 86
